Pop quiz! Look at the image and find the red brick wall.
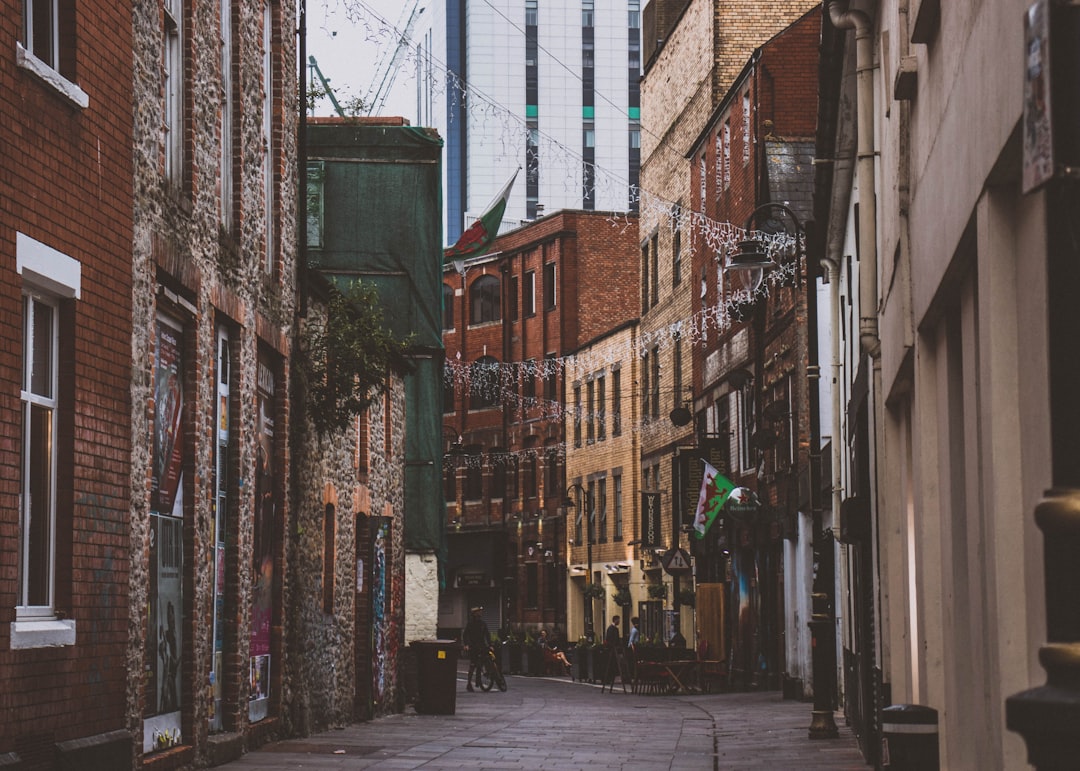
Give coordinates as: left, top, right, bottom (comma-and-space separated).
0, 0, 134, 759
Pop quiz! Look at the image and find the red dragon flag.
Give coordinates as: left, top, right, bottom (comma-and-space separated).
443, 168, 519, 262
691, 461, 736, 540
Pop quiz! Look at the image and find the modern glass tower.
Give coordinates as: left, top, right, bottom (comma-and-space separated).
416, 0, 641, 243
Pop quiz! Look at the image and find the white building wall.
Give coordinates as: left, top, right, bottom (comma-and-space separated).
405, 552, 440, 643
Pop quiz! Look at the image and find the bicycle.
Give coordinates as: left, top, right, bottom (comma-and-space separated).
478, 646, 507, 692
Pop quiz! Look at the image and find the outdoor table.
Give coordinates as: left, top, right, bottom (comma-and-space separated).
663, 660, 699, 693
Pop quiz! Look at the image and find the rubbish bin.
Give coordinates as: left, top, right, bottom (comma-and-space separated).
411, 639, 458, 715
882, 704, 938, 770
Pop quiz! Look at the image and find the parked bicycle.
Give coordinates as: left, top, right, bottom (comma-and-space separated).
478, 646, 507, 692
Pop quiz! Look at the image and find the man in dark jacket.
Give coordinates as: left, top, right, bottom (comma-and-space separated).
462, 606, 490, 692
605, 615, 621, 648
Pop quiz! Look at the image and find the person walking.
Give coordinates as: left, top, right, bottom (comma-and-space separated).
627, 616, 640, 648
605, 615, 621, 648
462, 606, 490, 693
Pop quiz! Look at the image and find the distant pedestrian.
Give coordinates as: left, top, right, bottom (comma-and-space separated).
605, 616, 621, 648
626, 616, 640, 648
463, 606, 490, 692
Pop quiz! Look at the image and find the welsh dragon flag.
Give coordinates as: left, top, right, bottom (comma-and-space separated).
444, 168, 519, 261
691, 461, 735, 540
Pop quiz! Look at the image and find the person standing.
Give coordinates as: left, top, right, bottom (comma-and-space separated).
462, 606, 490, 692
627, 616, 640, 648
605, 615, 621, 648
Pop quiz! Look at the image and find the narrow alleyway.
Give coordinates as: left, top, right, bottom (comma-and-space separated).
219, 664, 866, 770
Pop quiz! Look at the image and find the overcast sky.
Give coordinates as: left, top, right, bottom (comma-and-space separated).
306, 0, 420, 120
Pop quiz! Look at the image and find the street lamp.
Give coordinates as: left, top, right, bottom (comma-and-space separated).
564, 484, 594, 642
724, 203, 837, 738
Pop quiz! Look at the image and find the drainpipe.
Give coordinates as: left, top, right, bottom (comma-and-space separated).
827, 2, 879, 360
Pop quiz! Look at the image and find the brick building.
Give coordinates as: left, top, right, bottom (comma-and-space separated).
687, 8, 821, 695
441, 209, 638, 639
128, 0, 298, 763
563, 320, 642, 644
1, 0, 135, 765
638, 0, 817, 650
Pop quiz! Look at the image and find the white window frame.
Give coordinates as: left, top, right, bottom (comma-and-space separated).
13, 233, 79, 649
220, 0, 233, 227
17, 0, 88, 108
164, 0, 183, 183
742, 91, 751, 166
262, 1, 274, 272
723, 120, 731, 190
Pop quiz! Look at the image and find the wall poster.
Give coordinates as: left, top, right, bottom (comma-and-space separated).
145, 315, 185, 753
210, 327, 230, 732
249, 355, 276, 722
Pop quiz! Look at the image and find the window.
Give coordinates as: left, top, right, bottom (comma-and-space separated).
525, 0, 537, 26
716, 395, 731, 472
573, 384, 582, 447
469, 274, 501, 324
508, 275, 519, 320
443, 364, 455, 413
743, 91, 751, 165
574, 493, 584, 544
444, 461, 457, 505
220, 0, 234, 226
442, 283, 454, 329
523, 359, 537, 399
14, 233, 80, 649
597, 477, 607, 542
641, 350, 650, 419
714, 134, 724, 193
699, 156, 706, 206
164, 0, 184, 183
673, 333, 682, 409
263, 3, 274, 272
641, 241, 650, 314
524, 451, 538, 499
544, 353, 557, 401
543, 262, 556, 309
545, 446, 559, 499
629, 126, 641, 149
628, 0, 640, 28
491, 450, 506, 499
587, 480, 596, 542
650, 234, 659, 306
523, 270, 536, 316
357, 410, 369, 476
650, 345, 660, 419
672, 204, 682, 287
465, 450, 483, 500
20, 294, 58, 615
597, 375, 606, 441
612, 368, 622, 436
582, 0, 594, 27
469, 356, 500, 410
506, 456, 519, 501
583, 122, 595, 148
20, 0, 85, 106
526, 563, 538, 608
739, 380, 755, 472
613, 474, 623, 540
582, 42, 594, 67
586, 379, 595, 443
723, 120, 731, 190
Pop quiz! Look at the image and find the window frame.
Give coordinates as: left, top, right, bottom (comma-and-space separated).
469, 274, 502, 325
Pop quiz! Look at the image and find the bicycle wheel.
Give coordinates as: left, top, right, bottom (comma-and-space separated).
495, 667, 507, 692
478, 658, 495, 692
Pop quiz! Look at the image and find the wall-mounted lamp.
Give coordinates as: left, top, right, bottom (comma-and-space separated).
725, 203, 804, 288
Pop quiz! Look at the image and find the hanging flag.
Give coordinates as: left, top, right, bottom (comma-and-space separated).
444, 168, 520, 261
691, 461, 735, 540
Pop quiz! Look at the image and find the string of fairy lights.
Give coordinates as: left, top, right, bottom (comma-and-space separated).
320, 2, 807, 469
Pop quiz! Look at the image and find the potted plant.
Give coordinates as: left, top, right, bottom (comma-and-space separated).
647, 582, 669, 601
677, 587, 696, 607
612, 588, 632, 607
582, 582, 606, 600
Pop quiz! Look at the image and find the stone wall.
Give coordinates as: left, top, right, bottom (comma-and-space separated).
129, 0, 297, 764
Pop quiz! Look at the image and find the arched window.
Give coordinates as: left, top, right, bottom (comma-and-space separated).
469, 275, 501, 324
469, 356, 501, 410
442, 283, 454, 330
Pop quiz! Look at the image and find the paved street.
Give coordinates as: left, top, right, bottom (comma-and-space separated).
221, 665, 866, 770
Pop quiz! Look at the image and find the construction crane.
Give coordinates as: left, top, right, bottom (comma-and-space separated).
308, 56, 345, 118
362, 0, 424, 115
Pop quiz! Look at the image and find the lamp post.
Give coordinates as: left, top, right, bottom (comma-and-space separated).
564, 484, 594, 642
726, 203, 837, 737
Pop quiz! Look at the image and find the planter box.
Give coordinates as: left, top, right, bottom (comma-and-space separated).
525, 645, 544, 676
505, 642, 522, 674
